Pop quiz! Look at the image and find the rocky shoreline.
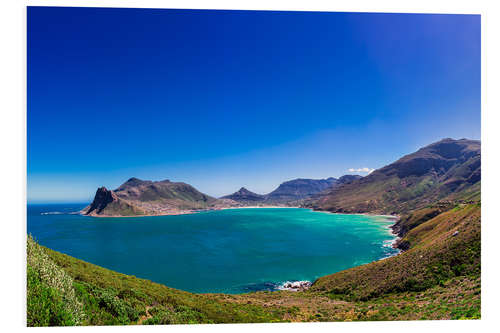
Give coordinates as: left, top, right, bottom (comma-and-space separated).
277, 281, 312, 292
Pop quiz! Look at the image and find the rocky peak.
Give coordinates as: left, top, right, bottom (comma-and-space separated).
124, 177, 147, 185
115, 177, 153, 192
221, 187, 265, 202
84, 187, 119, 215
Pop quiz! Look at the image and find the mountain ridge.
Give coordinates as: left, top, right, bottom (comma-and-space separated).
220, 175, 362, 205
306, 138, 480, 214
84, 175, 364, 216
83, 138, 480, 216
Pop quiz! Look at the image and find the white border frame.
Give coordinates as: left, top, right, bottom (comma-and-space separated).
1, 1, 498, 332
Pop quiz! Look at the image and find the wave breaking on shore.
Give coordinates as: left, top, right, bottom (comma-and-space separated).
241, 280, 312, 293
41, 211, 80, 215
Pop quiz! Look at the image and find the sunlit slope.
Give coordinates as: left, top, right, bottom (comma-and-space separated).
309, 139, 480, 214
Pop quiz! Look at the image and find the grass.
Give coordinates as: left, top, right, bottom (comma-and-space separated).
27, 204, 481, 325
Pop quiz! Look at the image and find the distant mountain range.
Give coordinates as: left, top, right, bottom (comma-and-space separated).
83, 174, 363, 216
265, 177, 345, 202
83, 138, 480, 217
221, 176, 362, 205
306, 138, 480, 214
83, 175, 361, 216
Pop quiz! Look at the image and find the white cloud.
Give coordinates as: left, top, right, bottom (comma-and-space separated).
348, 167, 375, 174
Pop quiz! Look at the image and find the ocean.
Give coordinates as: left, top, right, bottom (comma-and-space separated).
27, 204, 399, 294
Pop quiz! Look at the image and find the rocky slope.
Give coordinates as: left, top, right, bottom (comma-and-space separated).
307, 138, 480, 214
83, 187, 146, 217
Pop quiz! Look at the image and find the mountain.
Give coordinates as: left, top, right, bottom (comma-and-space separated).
337, 174, 363, 184
83, 178, 218, 216
220, 187, 266, 203
219, 176, 362, 205
83, 187, 146, 217
264, 177, 338, 203
264, 175, 362, 203
84, 174, 364, 216
308, 138, 480, 214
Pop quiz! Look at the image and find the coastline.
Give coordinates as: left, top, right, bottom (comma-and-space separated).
219, 205, 300, 210
81, 210, 196, 218
80, 205, 301, 218
374, 214, 402, 255
382, 216, 403, 255
312, 208, 400, 221
309, 208, 402, 257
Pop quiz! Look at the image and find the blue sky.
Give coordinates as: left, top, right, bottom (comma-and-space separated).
27, 7, 480, 202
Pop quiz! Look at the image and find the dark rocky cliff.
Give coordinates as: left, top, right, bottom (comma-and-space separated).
83, 187, 119, 215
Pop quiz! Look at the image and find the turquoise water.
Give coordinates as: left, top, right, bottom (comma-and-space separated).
27, 204, 399, 294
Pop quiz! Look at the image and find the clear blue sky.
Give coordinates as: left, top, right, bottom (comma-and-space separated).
27, 7, 480, 202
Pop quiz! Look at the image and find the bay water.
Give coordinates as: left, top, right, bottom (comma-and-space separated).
27, 204, 399, 293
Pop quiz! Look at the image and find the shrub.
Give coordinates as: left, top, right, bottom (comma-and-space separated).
27, 235, 85, 325
27, 265, 75, 326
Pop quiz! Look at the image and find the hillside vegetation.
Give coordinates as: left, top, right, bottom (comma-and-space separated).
310, 204, 480, 299
309, 139, 480, 214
